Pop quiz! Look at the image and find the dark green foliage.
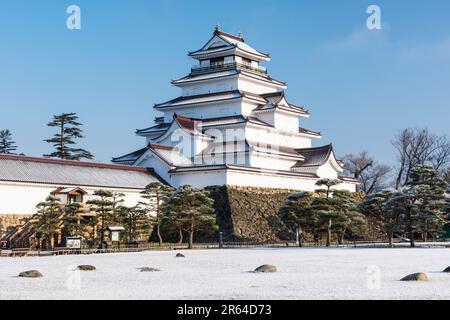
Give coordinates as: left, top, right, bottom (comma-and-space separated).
140, 182, 175, 245
62, 202, 83, 237
0, 129, 17, 154
162, 185, 218, 248
358, 189, 398, 246
44, 112, 93, 160
34, 196, 63, 249
116, 205, 152, 242
87, 190, 115, 248
385, 165, 447, 247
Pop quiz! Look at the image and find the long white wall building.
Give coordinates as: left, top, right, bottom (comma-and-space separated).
0, 154, 160, 234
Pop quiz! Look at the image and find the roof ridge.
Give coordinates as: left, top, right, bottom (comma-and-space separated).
214, 29, 244, 43
0, 154, 150, 173
295, 144, 333, 152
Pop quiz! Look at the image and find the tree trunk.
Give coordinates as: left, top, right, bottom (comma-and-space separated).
388, 231, 394, 248
296, 227, 302, 247
100, 217, 105, 249
49, 233, 55, 250
178, 228, 183, 244
188, 230, 194, 249
326, 218, 332, 247
157, 223, 163, 246
409, 229, 416, 248
338, 233, 344, 245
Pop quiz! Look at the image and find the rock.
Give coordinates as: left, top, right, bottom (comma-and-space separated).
175, 253, 185, 258
254, 265, 277, 273
19, 270, 43, 278
400, 272, 428, 281
443, 266, 450, 273
139, 267, 160, 272
77, 265, 96, 271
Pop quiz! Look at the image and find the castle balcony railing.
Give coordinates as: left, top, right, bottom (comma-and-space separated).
191, 62, 267, 75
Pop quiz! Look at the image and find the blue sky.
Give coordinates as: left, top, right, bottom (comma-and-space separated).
1, 0, 449, 166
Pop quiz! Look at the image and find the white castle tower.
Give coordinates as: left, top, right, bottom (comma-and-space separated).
113, 27, 358, 191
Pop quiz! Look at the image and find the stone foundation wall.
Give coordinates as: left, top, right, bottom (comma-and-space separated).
207, 185, 295, 242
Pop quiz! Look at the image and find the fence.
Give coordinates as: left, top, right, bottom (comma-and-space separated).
2, 239, 450, 257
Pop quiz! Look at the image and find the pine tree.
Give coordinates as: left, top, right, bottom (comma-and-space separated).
359, 190, 399, 246
140, 182, 175, 246
62, 202, 83, 237
0, 129, 17, 154
117, 205, 152, 242
386, 165, 447, 247
279, 192, 316, 246
44, 113, 93, 160
87, 190, 114, 248
331, 190, 367, 244
162, 185, 218, 249
315, 178, 342, 247
34, 196, 63, 250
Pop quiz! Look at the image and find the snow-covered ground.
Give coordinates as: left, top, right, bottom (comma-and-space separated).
1, 248, 450, 300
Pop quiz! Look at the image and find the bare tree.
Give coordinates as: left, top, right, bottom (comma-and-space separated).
343, 151, 391, 194
392, 128, 450, 189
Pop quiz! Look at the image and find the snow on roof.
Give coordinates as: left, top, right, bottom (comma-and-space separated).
154, 90, 244, 109
0, 154, 159, 189
189, 29, 271, 61
148, 144, 193, 167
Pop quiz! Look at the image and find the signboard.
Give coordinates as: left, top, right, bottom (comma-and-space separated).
66, 237, 82, 249
0, 240, 9, 250
111, 231, 120, 242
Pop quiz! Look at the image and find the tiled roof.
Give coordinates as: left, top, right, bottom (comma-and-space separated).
293, 144, 335, 168
111, 147, 148, 163
188, 29, 271, 60
0, 154, 159, 189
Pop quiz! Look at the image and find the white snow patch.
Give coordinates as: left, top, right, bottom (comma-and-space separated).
1, 248, 450, 300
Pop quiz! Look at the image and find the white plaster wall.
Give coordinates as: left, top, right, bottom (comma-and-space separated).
237, 76, 283, 94
163, 100, 243, 122
171, 170, 227, 188
245, 126, 313, 149
248, 152, 298, 171
135, 153, 173, 184
169, 169, 346, 192
180, 78, 238, 96
316, 161, 340, 180
274, 112, 299, 133
0, 182, 147, 216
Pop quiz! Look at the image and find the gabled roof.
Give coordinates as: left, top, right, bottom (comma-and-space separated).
293, 144, 343, 170
51, 187, 87, 195
188, 28, 271, 61
253, 91, 309, 116
154, 90, 267, 110
112, 147, 148, 163
0, 154, 160, 189
299, 127, 321, 137
136, 122, 171, 135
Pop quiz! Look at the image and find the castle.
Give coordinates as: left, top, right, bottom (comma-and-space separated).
113, 27, 358, 192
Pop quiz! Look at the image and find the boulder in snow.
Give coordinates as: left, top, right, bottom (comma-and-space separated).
255, 265, 277, 273
139, 267, 161, 272
77, 265, 96, 271
400, 272, 428, 281
176, 253, 185, 258
19, 270, 43, 278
